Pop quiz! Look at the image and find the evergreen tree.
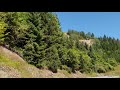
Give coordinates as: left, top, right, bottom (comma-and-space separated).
3, 12, 29, 50
0, 12, 120, 74
91, 33, 94, 38
0, 12, 7, 44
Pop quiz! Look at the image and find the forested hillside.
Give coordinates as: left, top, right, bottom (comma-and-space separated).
0, 12, 120, 74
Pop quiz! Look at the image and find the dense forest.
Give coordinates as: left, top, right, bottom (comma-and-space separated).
0, 12, 120, 73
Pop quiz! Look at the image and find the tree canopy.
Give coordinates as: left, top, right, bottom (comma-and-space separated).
0, 12, 120, 73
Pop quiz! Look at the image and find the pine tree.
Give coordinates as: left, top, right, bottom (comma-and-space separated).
0, 12, 7, 44
1, 12, 120, 74
23, 12, 45, 65
91, 33, 94, 38
23, 12, 64, 72
3, 12, 29, 50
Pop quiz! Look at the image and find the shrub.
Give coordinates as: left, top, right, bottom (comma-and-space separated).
48, 60, 60, 73
48, 64, 57, 73
36, 60, 48, 69
107, 58, 118, 67
97, 66, 106, 73
60, 65, 72, 73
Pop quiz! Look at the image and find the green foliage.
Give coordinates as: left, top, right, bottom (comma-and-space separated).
3, 12, 29, 50
48, 59, 61, 73
68, 30, 95, 40
80, 54, 93, 73
107, 58, 118, 67
60, 65, 72, 73
0, 12, 8, 44
0, 12, 120, 74
66, 49, 80, 72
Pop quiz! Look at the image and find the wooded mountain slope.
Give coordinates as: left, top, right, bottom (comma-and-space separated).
0, 12, 120, 75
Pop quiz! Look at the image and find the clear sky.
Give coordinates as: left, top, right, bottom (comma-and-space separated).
56, 12, 120, 39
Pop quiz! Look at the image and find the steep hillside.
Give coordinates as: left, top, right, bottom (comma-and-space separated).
0, 46, 40, 78
0, 12, 120, 77
0, 46, 87, 78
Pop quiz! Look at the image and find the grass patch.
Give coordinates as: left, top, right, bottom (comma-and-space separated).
0, 54, 32, 78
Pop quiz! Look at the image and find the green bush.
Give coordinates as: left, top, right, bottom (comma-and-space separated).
97, 66, 106, 73
48, 64, 57, 73
93, 59, 106, 73
48, 60, 59, 73
79, 54, 93, 73
107, 58, 118, 67
60, 65, 72, 73
103, 62, 113, 71
36, 60, 48, 69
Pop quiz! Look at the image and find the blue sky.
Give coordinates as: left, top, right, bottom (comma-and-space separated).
56, 12, 120, 39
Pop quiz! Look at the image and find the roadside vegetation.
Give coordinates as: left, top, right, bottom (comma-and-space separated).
0, 12, 120, 74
